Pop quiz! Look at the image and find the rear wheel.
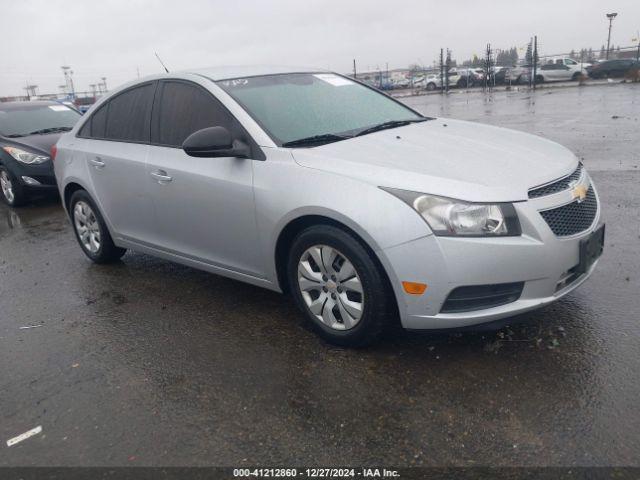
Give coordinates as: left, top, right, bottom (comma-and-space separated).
0, 166, 26, 207
69, 190, 126, 264
426, 82, 436, 91
572, 72, 582, 81
287, 225, 393, 347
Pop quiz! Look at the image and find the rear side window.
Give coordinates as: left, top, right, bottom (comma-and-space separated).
79, 104, 107, 138
104, 84, 155, 142
78, 83, 154, 142
153, 81, 233, 147
91, 105, 108, 138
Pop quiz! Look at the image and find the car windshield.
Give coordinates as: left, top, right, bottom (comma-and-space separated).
0, 104, 80, 137
217, 73, 426, 146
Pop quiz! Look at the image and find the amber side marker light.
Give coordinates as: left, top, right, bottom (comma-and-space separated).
402, 281, 428, 295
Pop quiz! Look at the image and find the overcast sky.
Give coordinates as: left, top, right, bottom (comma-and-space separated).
1, 0, 639, 96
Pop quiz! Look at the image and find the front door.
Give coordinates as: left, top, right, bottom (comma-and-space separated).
146, 80, 262, 277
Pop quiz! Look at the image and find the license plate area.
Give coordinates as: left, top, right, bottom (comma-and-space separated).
576, 224, 605, 274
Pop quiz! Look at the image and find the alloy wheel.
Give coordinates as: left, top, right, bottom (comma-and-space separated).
73, 201, 101, 253
0, 170, 15, 204
297, 245, 364, 330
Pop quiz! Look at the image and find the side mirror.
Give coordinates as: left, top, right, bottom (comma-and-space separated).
182, 126, 250, 158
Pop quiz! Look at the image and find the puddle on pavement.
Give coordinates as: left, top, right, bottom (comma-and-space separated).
0, 199, 67, 239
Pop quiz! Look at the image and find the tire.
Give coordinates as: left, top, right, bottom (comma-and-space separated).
535, 75, 545, 84
426, 82, 436, 91
571, 72, 582, 81
69, 190, 126, 264
0, 166, 27, 207
287, 225, 393, 347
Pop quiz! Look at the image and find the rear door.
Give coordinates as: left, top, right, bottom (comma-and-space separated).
146, 80, 262, 277
79, 82, 157, 244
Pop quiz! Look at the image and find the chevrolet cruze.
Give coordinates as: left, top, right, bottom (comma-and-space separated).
53, 66, 604, 346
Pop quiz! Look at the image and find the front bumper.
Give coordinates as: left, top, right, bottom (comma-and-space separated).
1, 156, 57, 190
380, 182, 602, 330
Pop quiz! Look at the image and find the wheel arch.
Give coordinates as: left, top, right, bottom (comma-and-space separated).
273, 214, 398, 318
63, 181, 86, 213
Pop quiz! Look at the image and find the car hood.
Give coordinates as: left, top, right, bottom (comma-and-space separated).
2, 132, 62, 156
291, 119, 579, 202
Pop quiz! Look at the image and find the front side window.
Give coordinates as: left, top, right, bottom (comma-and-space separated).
217, 73, 424, 146
153, 81, 233, 147
0, 104, 80, 138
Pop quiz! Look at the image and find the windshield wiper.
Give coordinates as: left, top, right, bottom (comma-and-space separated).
27, 127, 73, 135
5, 133, 25, 138
282, 133, 351, 148
355, 118, 428, 137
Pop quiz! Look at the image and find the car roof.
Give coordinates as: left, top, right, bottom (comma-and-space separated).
184, 65, 329, 81
0, 100, 60, 111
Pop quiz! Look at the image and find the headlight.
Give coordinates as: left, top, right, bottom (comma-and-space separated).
2, 146, 49, 164
381, 187, 521, 236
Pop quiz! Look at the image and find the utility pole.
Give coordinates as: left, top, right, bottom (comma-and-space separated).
484, 43, 493, 91
606, 13, 618, 59
61, 66, 75, 99
24, 84, 38, 100
445, 49, 451, 93
439, 48, 444, 94
353, 59, 357, 79
532, 36, 538, 91
101, 77, 107, 93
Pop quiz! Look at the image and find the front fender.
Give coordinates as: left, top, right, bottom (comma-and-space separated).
253, 149, 432, 286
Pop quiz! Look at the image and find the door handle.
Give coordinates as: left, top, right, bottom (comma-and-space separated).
150, 170, 173, 183
89, 157, 105, 168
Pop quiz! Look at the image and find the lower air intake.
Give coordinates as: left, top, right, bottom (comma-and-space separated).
440, 282, 525, 313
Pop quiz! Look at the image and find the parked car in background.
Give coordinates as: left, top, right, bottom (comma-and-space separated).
391, 77, 411, 89
453, 69, 479, 87
425, 69, 476, 90
587, 59, 640, 79
0, 101, 81, 206
492, 66, 509, 85
536, 57, 590, 82
505, 64, 531, 84
55, 66, 603, 346
74, 96, 97, 114
471, 68, 486, 82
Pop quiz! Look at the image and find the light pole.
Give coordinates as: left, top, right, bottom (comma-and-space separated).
606, 12, 618, 60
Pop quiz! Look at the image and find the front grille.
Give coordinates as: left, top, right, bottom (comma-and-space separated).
528, 163, 583, 198
539, 187, 598, 236
440, 282, 524, 313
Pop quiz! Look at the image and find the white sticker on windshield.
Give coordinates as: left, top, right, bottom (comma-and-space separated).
313, 74, 354, 87
48, 105, 69, 112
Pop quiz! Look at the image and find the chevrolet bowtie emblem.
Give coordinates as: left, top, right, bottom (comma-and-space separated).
572, 184, 588, 202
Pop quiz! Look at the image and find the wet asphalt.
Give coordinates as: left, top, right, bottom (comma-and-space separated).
0, 83, 639, 467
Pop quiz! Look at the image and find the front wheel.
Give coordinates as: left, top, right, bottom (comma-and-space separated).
287, 225, 393, 347
69, 190, 126, 264
426, 82, 436, 91
0, 166, 26, 207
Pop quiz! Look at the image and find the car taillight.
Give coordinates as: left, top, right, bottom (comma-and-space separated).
50, 144, 57, 162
